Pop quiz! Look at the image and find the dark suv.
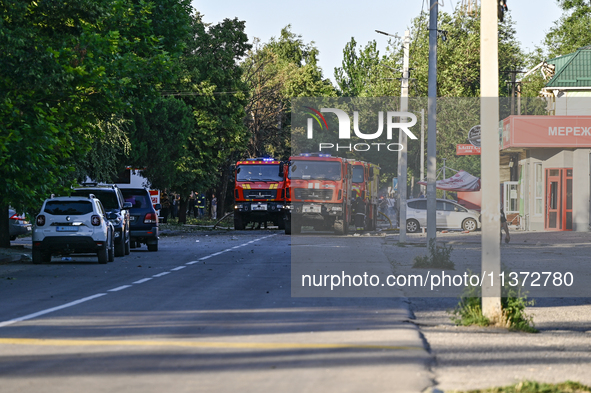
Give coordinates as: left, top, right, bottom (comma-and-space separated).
72, 184, 132, 257
120, 188, 160, 251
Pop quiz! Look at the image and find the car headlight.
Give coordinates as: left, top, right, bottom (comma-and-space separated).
332, 206, 342, 211
234, 204, 243, 210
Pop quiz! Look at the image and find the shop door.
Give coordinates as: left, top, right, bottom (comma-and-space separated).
545, 168, 573, 230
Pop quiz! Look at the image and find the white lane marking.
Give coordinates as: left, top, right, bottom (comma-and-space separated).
108, 285, 132, 292
0, 294, 107, 328
133, 278, 153, 284
0, 235, 280, 329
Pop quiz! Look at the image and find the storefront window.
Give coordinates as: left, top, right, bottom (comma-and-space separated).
534, 163, 543, 216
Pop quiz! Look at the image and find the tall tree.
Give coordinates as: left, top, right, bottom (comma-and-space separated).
241, 26, 335, 160
129, 15, 251, 223
0, 0, 189, 246
545, 0, 591, 58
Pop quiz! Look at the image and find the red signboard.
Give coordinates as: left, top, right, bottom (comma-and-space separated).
501, 116, 591, 149
456, 144, 481, 155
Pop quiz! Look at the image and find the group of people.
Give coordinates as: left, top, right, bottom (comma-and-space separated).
159, 190, 218, 223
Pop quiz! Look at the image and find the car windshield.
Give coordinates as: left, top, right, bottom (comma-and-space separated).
72, 190, 119, 210
44, 201, 93, 215
236, 164, 282, 182
352, 165, 364, 183
121, 189, 152, 209
289, 161, 341, 181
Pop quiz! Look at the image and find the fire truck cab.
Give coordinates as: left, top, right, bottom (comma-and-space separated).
283, 153, 352, 235
233, 158, 285, 230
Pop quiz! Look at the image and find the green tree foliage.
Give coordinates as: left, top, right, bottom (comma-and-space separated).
241, 26, 335, 160
0, 0, 192, 246
129, 15, 251, 222
545, 0, 591, 59
334, 38, 401, 97
126, 97, 194, 191
406, 10, 523, 97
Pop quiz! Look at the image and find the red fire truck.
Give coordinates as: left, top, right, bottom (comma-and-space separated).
233, 158, 286, 230
350, 160, 380, 231
283, 153, 352, 235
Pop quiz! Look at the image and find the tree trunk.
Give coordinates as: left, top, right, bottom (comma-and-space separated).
219, 165, 232, 217
0, 204, 11, 248
177, 197, 189, 224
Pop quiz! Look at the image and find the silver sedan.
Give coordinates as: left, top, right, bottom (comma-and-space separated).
405, 198, 481, 233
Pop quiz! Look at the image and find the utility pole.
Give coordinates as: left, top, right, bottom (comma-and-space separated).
420, 109, 425, 196
442, 158, 446, 199
503, 70, 525, 115
481, 0, 502, 320
426, 0, 438, 245
399, 30, 411, 242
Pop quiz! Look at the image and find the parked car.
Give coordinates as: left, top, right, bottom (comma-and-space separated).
72, 184, 132, 257
406, 198, 481, 233
32, 195, 115, 264
9, 208, 32, 240
120, 188, 160, 251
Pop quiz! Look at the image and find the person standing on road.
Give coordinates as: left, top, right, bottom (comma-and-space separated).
501, 207, 510, 243
197, 193, 206, 219
352, 191, 365, 233
170, 192, 178, 219
192, 192, 199, 218
211, 194, 217, 220
160, 190, 170, 223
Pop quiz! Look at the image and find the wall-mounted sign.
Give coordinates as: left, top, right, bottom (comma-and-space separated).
456, 144, 481, 155
468, 125, 481, 147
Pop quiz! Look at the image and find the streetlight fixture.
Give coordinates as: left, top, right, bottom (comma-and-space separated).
375, 29, 410, 242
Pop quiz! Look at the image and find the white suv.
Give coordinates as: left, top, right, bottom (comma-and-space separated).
32, 195, 115, 264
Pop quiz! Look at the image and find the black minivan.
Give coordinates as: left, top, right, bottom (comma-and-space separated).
120, 188, 160, 251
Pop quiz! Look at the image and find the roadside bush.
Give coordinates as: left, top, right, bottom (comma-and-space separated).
452, 380, 591, 392
451, 267, 537, 333
412, 239, 455, 269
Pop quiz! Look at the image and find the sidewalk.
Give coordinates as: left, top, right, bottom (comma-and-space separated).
384, 230, 591, 391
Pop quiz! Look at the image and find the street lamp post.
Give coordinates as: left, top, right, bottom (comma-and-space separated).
375, 29, 411, 241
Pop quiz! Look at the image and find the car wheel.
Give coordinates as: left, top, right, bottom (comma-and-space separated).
98, 246, 108, 264
115, 234, 125, 257
147, 241, 158, 252
108, 233, 115, 262
406, 219, 420, 233
462, 218, 477, 232
124, 233, 131, 255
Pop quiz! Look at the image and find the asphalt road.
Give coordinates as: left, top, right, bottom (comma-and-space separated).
0, 229, 431, 393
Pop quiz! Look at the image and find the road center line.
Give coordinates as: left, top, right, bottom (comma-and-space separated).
0, 294, 107, 328
0, 337, 424, 351
133, 278, 153, 284
108, 285, 132, 292
0, 235, 276, 328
